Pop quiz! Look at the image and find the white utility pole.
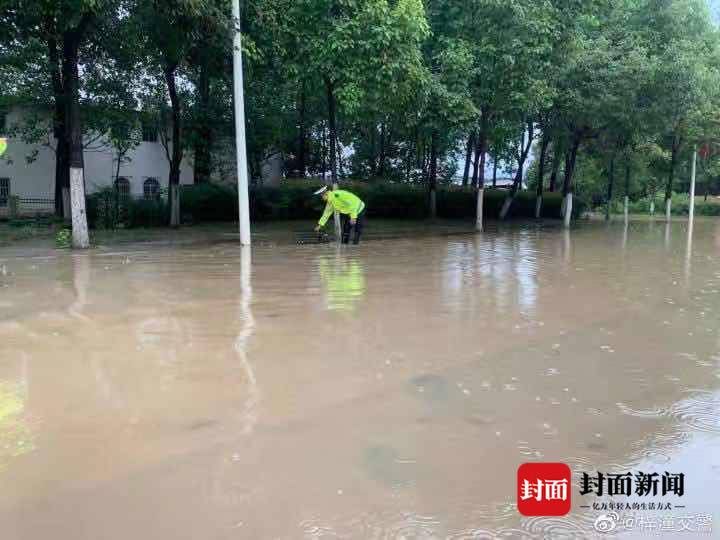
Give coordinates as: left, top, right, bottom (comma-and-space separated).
689, 145, 697, 223
232, 0, 251, 246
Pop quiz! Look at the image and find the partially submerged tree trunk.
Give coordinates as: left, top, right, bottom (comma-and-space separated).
165, 65, 183, 228
475, 112, 489, 232
624, 160, 631, 222
429, 129, 438, 219
562, 135, 581, 228
665, 133, 680, 221
500, 121, 534, 220
462, 131, 475, 187
535, 132, 550, 219
63, 27, 90, 248
605, 154, 615, 221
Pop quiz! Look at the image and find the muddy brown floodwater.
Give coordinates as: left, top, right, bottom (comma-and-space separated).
0, 220, 719, 539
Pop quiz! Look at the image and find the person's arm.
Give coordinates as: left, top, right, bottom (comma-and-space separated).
317, 200, 334, 228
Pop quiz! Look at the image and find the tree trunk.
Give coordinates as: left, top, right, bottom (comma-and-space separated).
624, 161, 631, 222
517, 128, 526, 182
471, 136, 480, 187
500, 121, 534, 220
377, 122, 387, 178
665, 134, 679, 221
605, 155, 615, 221
562, 135, 581, 228
475, 114, 489, 231
492, 151, 498, 187
165, 65, 183, 228
297, 80, 307, 177
535, 132, 550, 219
48, 31, 70, 220
63, 30, 89, 248
476, 119, 488, 190
429, 129, 438, 219
462, 131, 475, 187
475, 187, 484, 232
193, 60, 212, 184
55, 136, 70, 220
548, 146, 561, 192
321, 121, 327, 180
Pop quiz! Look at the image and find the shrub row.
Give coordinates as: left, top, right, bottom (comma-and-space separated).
210, 181, 572, 221
597, 192, 720, 216
87, 181, 578, 228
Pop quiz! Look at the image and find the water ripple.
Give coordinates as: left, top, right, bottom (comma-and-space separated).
667, 389, 720, 434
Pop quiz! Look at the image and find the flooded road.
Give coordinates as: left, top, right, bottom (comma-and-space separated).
0, 220, 719, 539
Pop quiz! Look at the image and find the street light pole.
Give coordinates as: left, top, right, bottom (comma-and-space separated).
232, 0, 251, 246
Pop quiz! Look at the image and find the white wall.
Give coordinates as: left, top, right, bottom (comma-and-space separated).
0, 108, 194, 201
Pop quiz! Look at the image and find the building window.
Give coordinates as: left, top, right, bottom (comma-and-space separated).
0, 178, 9, 206
143, 177, 160, 200
115, 177, 131, 197
142, 123, 157, 143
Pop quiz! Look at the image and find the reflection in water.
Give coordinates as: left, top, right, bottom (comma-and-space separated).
685, 219, 694, 284
563, 228, 571, 267
0, 379, 34, 470
514, 234, 537, 312
234, 246, 258, 435
316, 251, 366, 311
68, 253, 91, 321
621, 219, 629, 253
444, 234, 539, 314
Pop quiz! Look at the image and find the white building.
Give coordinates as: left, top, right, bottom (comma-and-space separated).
0, 106, 194, 216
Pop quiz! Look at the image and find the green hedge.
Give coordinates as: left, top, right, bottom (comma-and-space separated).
602, 193, 720, 216
87, 188, 167, 229
87, 181, 578, 228
196, 181, 572, 222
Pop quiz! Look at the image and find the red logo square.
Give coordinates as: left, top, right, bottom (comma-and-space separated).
517, 462, 572, 516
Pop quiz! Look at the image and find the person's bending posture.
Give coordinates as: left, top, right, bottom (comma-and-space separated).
314, 186, 366, 244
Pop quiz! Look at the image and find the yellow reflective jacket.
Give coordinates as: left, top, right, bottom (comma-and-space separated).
318, 190, 366, 227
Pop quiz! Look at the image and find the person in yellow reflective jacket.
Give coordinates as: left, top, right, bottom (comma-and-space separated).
313, 186, 366, 244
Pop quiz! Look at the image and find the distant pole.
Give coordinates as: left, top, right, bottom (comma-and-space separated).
689, 145, 697, 223
232, 0, 251, 246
